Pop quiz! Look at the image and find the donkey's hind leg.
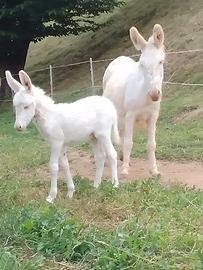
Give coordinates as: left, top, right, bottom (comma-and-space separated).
90, 136, 106, 188
59, 147, 75, 198
100, 135, 119, 188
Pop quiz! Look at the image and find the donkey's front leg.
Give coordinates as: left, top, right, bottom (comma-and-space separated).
100, 136, 119, 188
121, 112, 135, 175
147, 115, 159, 176
46, 142, 63, 203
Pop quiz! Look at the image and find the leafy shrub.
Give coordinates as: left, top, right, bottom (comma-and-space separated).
0, 247, 45, 270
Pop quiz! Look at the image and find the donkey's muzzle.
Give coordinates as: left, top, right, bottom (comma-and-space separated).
14, 124, 26, 131
149, 89, 161, 102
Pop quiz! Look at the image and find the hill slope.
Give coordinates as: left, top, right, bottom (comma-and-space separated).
26, 0, 203, 92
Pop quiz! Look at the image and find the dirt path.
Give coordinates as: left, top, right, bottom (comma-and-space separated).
68, 149, 203, 189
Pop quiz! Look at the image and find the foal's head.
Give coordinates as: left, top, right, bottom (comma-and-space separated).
6, 70, 37, 131
130, 24, 165, 102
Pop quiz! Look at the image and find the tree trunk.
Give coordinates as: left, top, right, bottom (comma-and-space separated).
0, 40, 30, 99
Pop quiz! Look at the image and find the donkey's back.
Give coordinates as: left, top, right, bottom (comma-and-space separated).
55, 96, 118, 142
103, 56, 139, 91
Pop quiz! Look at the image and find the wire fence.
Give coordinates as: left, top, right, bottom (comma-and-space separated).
0, 48, 203, 103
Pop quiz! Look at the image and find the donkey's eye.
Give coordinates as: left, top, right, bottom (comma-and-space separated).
24, 105, 29, 109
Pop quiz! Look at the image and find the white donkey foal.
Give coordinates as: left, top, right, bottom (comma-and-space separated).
6, 70, 119, 203
103, 24, 165, 176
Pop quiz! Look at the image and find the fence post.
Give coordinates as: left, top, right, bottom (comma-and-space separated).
89, 57, 95, 95
49, 64, 53, 99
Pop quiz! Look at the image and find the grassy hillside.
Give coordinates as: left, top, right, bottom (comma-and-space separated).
26, 0, 203, 91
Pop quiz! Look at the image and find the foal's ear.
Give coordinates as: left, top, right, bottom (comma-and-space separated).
5, 70, 22, 93
153, 24, 164, 48
19, 70, 32, 92
129, 26, 147, 51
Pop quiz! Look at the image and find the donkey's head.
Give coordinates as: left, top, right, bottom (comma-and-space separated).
130, 24, 165, 102
5, 70, 36, 131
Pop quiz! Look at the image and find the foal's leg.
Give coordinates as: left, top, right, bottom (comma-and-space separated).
46, 142, 63, 203
100, 135, 119, 187
59, 147, 75, 198
147, 115, 159, 176
121, 112, 135, 175
90, 137, 106, 188
118, 118, 125, 161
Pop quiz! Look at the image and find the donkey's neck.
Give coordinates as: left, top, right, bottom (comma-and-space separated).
32, 102, 55, 141
32, 87, 55, 128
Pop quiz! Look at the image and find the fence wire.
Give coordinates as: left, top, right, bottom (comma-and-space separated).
0, 48, 203, 103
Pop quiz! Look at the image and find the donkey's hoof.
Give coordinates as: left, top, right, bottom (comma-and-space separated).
113, 183, 119, 188
93, 182, 100, 189
150, 169, 160, 177
121, 167, 129, 176
46, 196, 54, 204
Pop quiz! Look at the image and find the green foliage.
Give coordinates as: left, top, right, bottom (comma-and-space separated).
0, 0, 123, 97
0, 0, 123, 50
19, 205, 83, 261
0, 247, 45, 270
0, 248, 19, 270
1, 179, 202, 270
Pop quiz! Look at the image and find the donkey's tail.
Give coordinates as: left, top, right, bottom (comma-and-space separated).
112, 115, 120, 145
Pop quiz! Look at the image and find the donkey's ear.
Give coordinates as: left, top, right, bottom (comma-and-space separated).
19, 70, 32, 92
153, 24, 164, 48
129, 26, 147, 51
5, 70, 22, 93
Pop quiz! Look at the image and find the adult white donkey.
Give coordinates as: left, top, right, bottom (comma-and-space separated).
6, 70, 119, 203
103, 24, 165, 176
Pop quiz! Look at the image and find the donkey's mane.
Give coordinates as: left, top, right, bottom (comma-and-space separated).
33, 86, 54, 107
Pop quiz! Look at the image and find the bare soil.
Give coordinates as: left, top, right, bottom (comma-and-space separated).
68, 149, 203, 189
173, 107, 203, 123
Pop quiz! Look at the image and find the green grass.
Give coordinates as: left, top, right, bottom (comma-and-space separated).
0, 91, 203, 269
0, 177, 203, 270
0, 248, 45, 270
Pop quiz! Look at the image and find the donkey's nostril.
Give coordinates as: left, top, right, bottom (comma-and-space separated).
149, 89, 161, 102
16, 125, 23, 131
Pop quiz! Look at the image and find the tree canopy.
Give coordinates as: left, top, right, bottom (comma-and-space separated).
0, 0, 123, 98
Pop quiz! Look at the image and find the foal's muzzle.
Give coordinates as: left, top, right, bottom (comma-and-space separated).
148, 89, 161, 102
14, 123, 26, 131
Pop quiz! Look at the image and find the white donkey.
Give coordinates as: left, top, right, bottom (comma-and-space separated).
6, 70, 119, 203
103, 24, 165, 176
